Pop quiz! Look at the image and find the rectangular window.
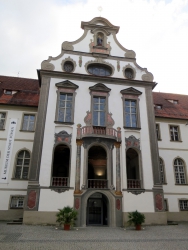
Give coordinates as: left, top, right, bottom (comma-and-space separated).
164, 199, 168, 211
93, 97, 106, 126
156, 124, 161, 140
22, 114, 35, 131
125, 100, 137, 127
58, 93, 73, 122
179, 200, 188, 211
10, 196, 24, 208
0, 112, 6, 129
170, 125, 180, 141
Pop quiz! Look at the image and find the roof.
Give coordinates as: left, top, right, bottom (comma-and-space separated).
0, 75, 39, 107
153, 92, 188, 120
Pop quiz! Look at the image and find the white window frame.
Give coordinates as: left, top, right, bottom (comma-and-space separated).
179, 200, 188, 211
14, 150, 30, 180
169, 125, 181, 142
0, 112, 7, 130
174, 158, 186, 184
92, 96, 106, 127
21, 114, 36, 131
159, 157, 166, 184
10, 196, 24, 209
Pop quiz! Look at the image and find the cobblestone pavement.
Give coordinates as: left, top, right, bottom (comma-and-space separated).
0, 222, 188, 250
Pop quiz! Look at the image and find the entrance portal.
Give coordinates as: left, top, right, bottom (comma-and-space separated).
87, 193, 108, 226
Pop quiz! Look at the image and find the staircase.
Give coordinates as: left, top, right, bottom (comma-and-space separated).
7, 217, 23, 225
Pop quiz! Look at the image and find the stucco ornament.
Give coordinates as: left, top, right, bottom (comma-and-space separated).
79, 56, 82, 67
41, 61, 55, 71
117, 61, 120, 72
51, 188, 69, 193
142, 72, 154, 82
62, 41, 74, 51
124, 50, 136, 59
125, 135, 140, 149
61, 56, 77, 72
128, 189, 145, 195
54, 131, 72, 144
122, 64, 136, 80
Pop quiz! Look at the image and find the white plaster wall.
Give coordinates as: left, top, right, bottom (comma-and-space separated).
0, 190, 26, 210
123, 192, 154, 212
38, 189, 74, 211
164, 195, 188, 212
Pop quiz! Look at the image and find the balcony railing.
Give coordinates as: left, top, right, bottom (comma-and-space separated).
52, 177, 69, 187
77, 125, 121, 141
88, 179, 108, 189
127, 179, 141, 189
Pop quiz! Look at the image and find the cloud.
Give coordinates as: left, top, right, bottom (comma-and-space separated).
0, 0, 188, 94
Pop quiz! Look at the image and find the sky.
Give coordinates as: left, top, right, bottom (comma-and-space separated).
0, 0, 188, 94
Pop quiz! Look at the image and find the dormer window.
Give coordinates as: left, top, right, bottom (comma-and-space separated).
167, 99, 178, 104
4, 90, 12, 95
155, 105, 162, 109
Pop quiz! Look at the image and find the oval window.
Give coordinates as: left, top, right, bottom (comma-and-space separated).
87, 64, 112, 76
125, 68, 134, 79
64, 61, 74, 72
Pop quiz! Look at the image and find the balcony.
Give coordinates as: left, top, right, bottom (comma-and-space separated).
77, 125, 121, 141
127, 179, 141, 189
52, 177, 69, 187
88, 179, 108, 189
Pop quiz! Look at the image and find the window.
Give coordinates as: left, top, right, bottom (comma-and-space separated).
174, 158, 186, 184
125, 68, 134, 79
179, 200, 188, 211
159, 158, 165, 184
125, 100, 137, 127
0, 112, 6, 129
93, 97, 106, 126
87, 64, 112, 76
55, 80, 78, 124
170, 125, 180, 141
155, 105, 162, 109
22, 114, 35, 131
58, 93, 73, 122
64, 61, 74, 72
10, 196, 24, 208
14, 150, 30, 179
164, 199, 168, 211
156, 124, 161, 140
4, 90, 12, 95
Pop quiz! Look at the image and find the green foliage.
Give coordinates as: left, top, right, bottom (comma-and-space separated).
56, 206, 78, 226
127, 210, 145, 226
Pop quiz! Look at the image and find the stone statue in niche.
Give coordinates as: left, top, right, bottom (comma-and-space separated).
97, 35, 103, 46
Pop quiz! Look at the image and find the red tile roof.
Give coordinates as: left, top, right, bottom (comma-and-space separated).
0, 75, 39, 107
153, 92, 188, 120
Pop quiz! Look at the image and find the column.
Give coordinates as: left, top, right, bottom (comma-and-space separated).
74, 139, 83, 194
114, 142, 122, 195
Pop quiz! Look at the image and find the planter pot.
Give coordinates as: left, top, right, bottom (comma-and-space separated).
64, 224, 70, 230
135, 224, 141, 230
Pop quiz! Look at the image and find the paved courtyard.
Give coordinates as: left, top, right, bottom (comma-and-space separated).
0, 222, 188, 250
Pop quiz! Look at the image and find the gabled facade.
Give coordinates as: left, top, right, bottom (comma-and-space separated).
0, 17, 188, 226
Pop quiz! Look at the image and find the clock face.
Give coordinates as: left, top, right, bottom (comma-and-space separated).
125, 68, 134, 79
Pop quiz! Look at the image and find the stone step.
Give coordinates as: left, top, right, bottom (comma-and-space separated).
167, 221, 178, 225
7, 222, 22, 225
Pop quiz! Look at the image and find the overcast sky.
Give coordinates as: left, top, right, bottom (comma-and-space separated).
0, 0, 188, 94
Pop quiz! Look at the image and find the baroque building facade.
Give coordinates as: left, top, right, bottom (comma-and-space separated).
0, 17, 188, 226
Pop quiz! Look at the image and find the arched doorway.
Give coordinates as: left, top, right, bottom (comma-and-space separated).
52, 144, 70, 187
86, 192, 108, 226
88, 146, 107, 188
126, 148, 141, 188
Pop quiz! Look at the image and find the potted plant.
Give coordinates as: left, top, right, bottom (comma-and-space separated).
56, 206, 77, 230
127, 210, 145, 230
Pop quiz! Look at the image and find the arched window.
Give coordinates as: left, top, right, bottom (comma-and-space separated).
159, 158, 165, 184
174, 158, 186, 184
14, 150, 30, 179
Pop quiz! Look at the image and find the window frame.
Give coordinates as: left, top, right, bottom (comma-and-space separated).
55, 81, 78, 125
159, 157, 166, 184
156, 123, 161, 140
179, 199, 188, 211
13, 149, 31, 180
20, 113, 36, 132
9, 195, 25, 209
169, 125, 181, 142
120, 88, 142, 130
173, 158, 186, 185
0, 111, 7, 130
164, 199, 168, 211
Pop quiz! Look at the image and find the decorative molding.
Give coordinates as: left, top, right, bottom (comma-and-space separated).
84, 111, 92, 126
125, 135, 140, 149
84, 58, 115, 76
122, 64, 136, 80
41, 61, 55, 71
117, 61, 120, 72
107, 112, 115, 128
55, 80, 79, 89
54, 131, 72, 144
51, 188, 69, 193
79, 56, 82, 67
120, 87, 142, 96
61, 56, 77, 72
124, 51, 136, 59
142, 72, 154, 82
155, 193, 163, 211
62, 42, 74, 51
82, 137, 114, 150
27, 190, 36, 209
89, 83, 111, 93
127, 189, 145, 195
